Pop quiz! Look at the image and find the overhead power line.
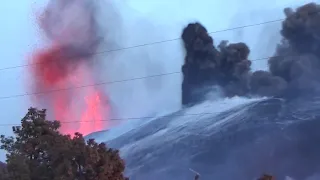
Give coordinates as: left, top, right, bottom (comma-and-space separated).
0, 72, 180, 99
0, 19, 283, 71
0, 55, 287, 100
0, 110, 254, 126
0, 19, 287, 127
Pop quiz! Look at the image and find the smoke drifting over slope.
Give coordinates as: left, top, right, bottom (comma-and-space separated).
29, 0, 113, 135
181, 2, 320, 105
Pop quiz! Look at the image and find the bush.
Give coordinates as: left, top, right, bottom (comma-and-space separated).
0, 107, 128, 180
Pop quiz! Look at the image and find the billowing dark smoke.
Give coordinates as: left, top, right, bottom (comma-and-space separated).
181, 3, 320, 105
181, 23, 252, 105
30, 0, 112, 135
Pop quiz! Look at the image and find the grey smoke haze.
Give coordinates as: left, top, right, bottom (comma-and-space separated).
181, 2, 320, 105
29, 0, 121, 133
0, 0, 312, 161
100, 0, 314, 120
30, 0, 102, 102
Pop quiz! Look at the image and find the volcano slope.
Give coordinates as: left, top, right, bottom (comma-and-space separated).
87, 3, 320, 180
89, 95, 320, 180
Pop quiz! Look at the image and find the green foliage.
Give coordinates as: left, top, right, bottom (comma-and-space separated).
0, 107, 127, 180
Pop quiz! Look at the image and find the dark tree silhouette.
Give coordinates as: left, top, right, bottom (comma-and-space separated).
0, 107, 127, 180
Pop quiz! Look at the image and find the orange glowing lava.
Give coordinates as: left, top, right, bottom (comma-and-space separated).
29, 0, 110, 136
31, 48, 110, 136
79, 90, 105, 135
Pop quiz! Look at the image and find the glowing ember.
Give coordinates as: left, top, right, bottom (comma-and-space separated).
29, 0, 110, 136
79, 90, 105, 135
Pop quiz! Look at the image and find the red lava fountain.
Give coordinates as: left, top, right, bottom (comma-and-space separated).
29, 0, 110, 136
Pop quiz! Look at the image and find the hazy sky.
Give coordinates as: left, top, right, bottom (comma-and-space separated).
0, 0, 313, 161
